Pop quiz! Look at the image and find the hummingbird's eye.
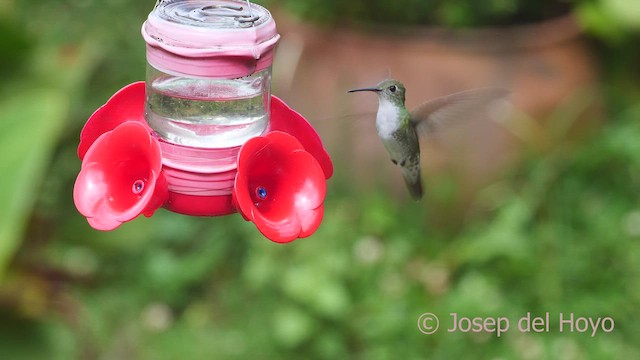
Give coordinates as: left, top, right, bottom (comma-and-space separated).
389, 85, 397, 93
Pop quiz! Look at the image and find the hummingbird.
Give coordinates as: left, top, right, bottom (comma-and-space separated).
348, 79, 508, 200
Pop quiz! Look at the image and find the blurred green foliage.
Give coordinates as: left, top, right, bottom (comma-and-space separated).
578, 0, 640, 41
261, 0, 575, 27
263, 0, 640, 40
0, 0, 640, 359
0, 88, 68, 278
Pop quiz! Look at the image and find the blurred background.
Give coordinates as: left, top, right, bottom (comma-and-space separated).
1, 0, 640, 358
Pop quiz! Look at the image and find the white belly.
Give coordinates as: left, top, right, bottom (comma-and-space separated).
376, 100, 399, 140
375, 101, 405, 159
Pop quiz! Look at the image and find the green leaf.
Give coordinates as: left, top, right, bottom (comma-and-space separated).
0, 88, 68, 278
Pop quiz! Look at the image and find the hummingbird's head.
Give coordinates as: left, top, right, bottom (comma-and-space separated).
348, 79, 406, 106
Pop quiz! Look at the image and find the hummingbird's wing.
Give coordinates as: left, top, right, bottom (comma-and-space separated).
409, 87, 510, 134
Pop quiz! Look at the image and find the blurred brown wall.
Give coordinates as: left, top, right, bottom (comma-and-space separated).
272, 12, 600, 202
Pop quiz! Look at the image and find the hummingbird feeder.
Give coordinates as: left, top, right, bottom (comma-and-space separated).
73, 0, 333, 243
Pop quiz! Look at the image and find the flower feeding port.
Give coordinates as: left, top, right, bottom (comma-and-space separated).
73, 0, 333, 243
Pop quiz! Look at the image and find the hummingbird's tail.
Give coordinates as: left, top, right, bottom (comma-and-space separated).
404, 173, 423, 200
401, 162, 423, 200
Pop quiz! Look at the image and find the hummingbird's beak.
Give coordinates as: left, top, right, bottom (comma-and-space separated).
347, 87, 381, 93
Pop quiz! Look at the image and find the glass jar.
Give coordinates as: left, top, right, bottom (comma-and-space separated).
145, 66, 271, 148
142, 0, 279, 149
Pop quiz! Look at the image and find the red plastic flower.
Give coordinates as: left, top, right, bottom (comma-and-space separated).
74, 121, 167, 230
78, 81, 148, 160
74, 82, 332, 238
233, 131, 326, 243
270, 96, 333, 179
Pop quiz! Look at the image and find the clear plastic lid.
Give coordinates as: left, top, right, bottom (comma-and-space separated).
155, 0, 271, 29
142, 0, 280, 78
